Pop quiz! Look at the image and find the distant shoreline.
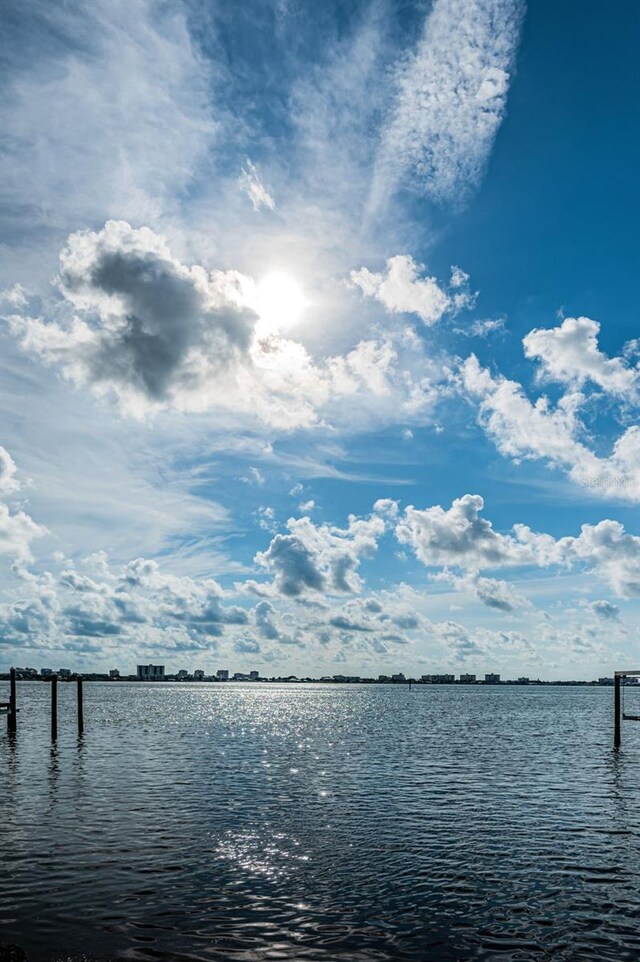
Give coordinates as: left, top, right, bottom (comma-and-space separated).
1, 675, 632, 687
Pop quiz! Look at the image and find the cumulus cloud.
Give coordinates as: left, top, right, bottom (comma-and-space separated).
396, 494, 542, 570
461, 355, 640, 502
371, 0, 524, 207
0, 503, 47, 565
523, 316, 639, 398
6, 221, 446, 430
0, 447, 20, 495
396, 493, 640, 598
237, 160, 276, 211
586, 599, 620, 621
350, 255, 474, 326
252, 511, 387, 597
434, 569, 530, 612
0, 449, 46, 564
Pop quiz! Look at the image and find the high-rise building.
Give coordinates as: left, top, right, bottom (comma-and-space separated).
137, 664, 165, 681
459, 673, 476, 683
216, 669, 229, 681
484, 673, 501, 684
194, 670, 205, 680
249, 671, 260, 681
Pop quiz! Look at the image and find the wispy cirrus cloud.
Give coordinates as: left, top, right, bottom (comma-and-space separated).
238, 160, 276, 211
370, 0, 524, 210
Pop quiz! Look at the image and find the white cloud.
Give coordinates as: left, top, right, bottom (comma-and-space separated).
253, 512, 387, 598
523, 316, 638, 397
6, 221, 448, 431
464, 317, 506, 338
461, 355, 640, 502
434, 569, 530, 612
350, 255, 474, 326
371, 0, 524, 207
396, 492, 640, 599
585, 599, 620, 621
396, 494, 542, 570
0, 502, 47, 564
0, 0, 215, 265
0, 447, 20, 495
242, 467, 266, 486
238, 160, 276, 211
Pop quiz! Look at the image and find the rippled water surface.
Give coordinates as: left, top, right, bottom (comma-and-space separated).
1, 682, 640, 961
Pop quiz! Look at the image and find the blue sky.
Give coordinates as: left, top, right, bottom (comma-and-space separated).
1, 0, 638, 678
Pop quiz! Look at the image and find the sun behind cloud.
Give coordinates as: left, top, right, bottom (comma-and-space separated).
254, 271, 308, 337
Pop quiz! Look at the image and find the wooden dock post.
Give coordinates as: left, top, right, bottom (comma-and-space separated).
614, 672, 621, 749
8, 667, 17, 734
51, 674, 58, 740
77, 676, 84, 735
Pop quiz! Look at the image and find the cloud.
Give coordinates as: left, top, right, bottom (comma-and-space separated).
396, 493, 640, 598
396, 494, 540, 570
8, 220, 256, 416
461, 355, 640, 502
586, 600, 620, 621
6, 221, 448, 430
434, 569, 530, 611
523, 316, 638, 398
350, 255, 474, 326
0, 0, 215, 254
463, 317, 506, 338
0, 502, 47, 564
371, 0, 524, 207
242, 467, 266, 486
0, 448, 47, 565
0, 446, 20, 495
564, 520, 640, 598
238, 160, 276, 211
253, 511, 387, 597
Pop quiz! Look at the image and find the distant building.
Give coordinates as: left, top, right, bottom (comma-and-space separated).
517, 677, 530, 685
16, 667, 38, 679
58, 668, 72, 678
391, 673, 406, 683
194, 670, 205, 681
598, 677, 614, 686
137, 664, 165, 681
484, 673, 501, 684
422, 673, 455, 684
233, 672, 248, 681
459, 673, 476, 684
41, 668, 53, 677
109, 669, 120, 679
378, 674, 391, 683
216, 669, 229, 681
177, 669, 189, 680
249, 671, 260, 681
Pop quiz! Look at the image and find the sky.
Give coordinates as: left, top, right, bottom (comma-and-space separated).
1, 0, 639, 680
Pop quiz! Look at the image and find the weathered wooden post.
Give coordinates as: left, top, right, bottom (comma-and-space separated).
614, 672, 621, 749
51, 673, 58, 740
77, 675, 84, 735
8, 667, 17, 734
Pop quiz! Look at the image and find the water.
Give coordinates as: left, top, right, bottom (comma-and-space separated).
1, 682, 639, 962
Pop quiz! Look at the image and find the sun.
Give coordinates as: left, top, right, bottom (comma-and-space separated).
254, 271, 307, 336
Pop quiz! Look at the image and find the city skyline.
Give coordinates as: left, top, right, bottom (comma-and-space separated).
4, 663, 638, 687
1, 0, 639, 681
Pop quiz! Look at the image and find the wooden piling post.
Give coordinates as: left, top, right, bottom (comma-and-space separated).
77, 675, 84, 735
614, 672, 621, 749
51, 674, 58, 740
8, 666, 17, 734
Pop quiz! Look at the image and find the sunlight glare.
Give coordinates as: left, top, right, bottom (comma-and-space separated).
255, 271, 307, 336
